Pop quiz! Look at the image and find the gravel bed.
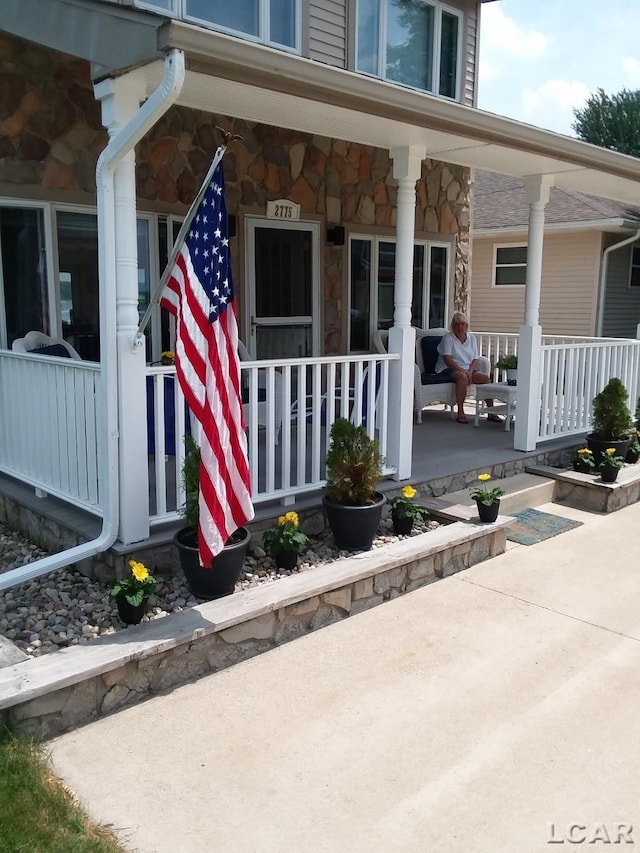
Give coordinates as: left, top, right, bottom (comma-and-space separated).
0, 515, 442, 660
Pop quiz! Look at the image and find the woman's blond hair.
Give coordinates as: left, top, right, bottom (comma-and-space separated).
450, 312, 469, 329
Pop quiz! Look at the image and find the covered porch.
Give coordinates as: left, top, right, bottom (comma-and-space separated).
3, 3, 640, 580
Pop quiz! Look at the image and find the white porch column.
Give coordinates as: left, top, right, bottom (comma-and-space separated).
387, 146, 422, 479
514, 175, 552, 452
95, 74, 150, 544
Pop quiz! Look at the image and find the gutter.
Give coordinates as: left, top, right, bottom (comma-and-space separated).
596, 229, 640, 336
0, 49, 186, 593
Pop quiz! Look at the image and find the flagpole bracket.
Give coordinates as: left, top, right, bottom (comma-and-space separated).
131, 332, 145, 352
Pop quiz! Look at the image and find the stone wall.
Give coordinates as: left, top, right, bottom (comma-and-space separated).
0, 34, 473, 352
0, 522, 506, 739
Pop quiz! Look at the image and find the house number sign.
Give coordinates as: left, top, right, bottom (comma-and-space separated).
266, 199, 300, 221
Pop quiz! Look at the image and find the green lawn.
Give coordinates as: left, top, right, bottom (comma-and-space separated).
0, 728, 128, 853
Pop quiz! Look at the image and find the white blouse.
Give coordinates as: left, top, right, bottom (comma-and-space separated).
435, 331, 479, 373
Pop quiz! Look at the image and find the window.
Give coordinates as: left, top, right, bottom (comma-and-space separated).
349, 235, 450, 350
493, 245, 527, 286
185, 0, 298, 49
630, 245, 640, 287
356, 0, 461, 99
0, 202, 164, 359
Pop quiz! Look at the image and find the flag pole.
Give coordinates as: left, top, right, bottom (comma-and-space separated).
134, 131, 242, 344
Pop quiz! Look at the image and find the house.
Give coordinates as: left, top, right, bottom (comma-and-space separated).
470, 169, 640, 339
2, 0, 640, 586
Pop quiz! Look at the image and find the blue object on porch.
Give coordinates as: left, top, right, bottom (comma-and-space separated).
506, 508, 582, 546
420, 334, 451, 384
146, 376, 190, 456
359, 363, 382, 427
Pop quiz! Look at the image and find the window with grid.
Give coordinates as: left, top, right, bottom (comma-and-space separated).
493, 245, 527, 286
630, 244, 640, 287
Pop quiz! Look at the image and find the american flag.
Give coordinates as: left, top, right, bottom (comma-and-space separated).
160, 155, 254, 566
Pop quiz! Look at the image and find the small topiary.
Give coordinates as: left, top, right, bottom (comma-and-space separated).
591, 377, 634, 440
324, 418, 384, 506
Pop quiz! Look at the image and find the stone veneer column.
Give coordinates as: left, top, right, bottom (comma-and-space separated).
94, 74, 150, 545
514, 175, 553, 452
387, 146, 423, 480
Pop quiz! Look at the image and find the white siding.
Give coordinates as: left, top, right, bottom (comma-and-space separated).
309, 0, 348, 67
462, 0, 479, 107
470, 232, 602, 336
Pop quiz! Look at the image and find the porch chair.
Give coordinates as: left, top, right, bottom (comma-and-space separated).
237, 340, 284, 444
11, 330, 82, 360
372, 328, 490, 424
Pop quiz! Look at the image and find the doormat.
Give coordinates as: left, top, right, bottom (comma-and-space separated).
506, 507, 583, 546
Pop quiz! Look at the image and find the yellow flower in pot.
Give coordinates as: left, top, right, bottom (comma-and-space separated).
109, 559, 156, 625
598, 447, 625, 483
469, 473, 505, 523
388, 485, 429, 535
262, 511, 309, 571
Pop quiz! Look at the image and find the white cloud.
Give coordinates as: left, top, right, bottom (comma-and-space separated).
481, 5, 548, 60
621, 57, 640, 86
520, 80, 592, 134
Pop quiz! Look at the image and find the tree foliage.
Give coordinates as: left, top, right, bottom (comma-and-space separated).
572, 88, 640, 157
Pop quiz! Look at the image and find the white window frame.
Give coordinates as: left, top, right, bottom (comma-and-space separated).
348, 234, 451, 351
355, 0, 463, 101
0, 198, 166, 357
492, 243, 528, 288
629, 244, 640, 288
184, 0, 301, 53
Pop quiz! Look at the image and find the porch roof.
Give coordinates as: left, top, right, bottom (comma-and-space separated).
5, 0, 640, 207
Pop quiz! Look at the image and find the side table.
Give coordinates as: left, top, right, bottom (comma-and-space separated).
474, 383, 517, 432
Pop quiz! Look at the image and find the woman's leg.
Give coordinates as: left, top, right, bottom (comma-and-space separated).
471, 371, 501, 421
452, 370, 470, 421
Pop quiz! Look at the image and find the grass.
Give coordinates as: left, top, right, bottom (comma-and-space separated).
0, 728, 128, 853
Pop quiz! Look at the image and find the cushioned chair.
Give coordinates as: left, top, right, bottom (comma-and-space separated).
372, 328, 490, 424
11, 331, 82, 360
238, 340, 283, 444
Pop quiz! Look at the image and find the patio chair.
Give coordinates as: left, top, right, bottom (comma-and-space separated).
11, 330, 82, 360
372, 328, 490, 424
238, 340, 283, 444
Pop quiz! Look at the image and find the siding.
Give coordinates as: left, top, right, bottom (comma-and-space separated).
308, 0, 348, 67
462, 0, 479, 108
470, 232, 602, 336
602, 241, 640, 338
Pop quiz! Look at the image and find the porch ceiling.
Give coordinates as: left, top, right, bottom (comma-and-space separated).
154, 21, 640, 206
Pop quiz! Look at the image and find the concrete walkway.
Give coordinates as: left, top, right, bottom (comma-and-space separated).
50, 501, 640, 853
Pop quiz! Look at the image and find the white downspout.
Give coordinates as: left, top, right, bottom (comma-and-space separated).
0, 50, 185, 592
596, 229, 640, 336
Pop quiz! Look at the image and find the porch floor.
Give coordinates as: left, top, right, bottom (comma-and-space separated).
0, 403, 582, 556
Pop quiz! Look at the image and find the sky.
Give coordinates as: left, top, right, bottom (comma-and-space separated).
478, 0, 640, 138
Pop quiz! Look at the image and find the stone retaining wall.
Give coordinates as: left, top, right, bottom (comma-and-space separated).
0, 521, 507, 739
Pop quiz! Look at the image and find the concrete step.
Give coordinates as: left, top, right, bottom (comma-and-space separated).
418, 472, 556, 522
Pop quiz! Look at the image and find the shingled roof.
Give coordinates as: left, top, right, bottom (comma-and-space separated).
472, 169, 640, 232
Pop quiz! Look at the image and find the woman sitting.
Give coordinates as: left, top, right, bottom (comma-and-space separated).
435, 312, 499, 424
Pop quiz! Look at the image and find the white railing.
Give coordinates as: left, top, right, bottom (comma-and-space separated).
538, 338, 640, 440
147, 353, 398, 526
0, 351, 102, 514
476, 332, 519, 372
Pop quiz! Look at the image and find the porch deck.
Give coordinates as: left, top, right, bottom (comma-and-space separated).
0, 403, 580, 559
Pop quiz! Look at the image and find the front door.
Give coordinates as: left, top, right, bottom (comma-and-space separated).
245, 218, 320, 358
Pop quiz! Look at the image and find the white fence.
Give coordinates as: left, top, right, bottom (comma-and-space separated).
147, 352, 398, 526
539, 338, 640, 440
0, 351, 102, 514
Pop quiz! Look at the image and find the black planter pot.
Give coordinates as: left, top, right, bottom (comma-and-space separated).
586, 433, 632, 468
116, 596, 148, 625
323, 492, 386, 550
599, 465, 620, 483
625, 446, 640, 464
475, 498, 500, 523
572, 461, 595, 474
274, 549, 299, 571
391, 510, 414, 536
173, 526, 251, 600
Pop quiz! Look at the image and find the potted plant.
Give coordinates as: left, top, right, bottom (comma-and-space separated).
572, 447, 596, 474
469, 473, 505, 523
586, 377, 634, 466
323, 418, 385, 550
598, 447, 625, 483
262, 510, 309, 570
173, 436, 251, 599
495, 354, 518, 386
388, 485, 429, 535
626, 430, 640, 464
109, 559, 156, 625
